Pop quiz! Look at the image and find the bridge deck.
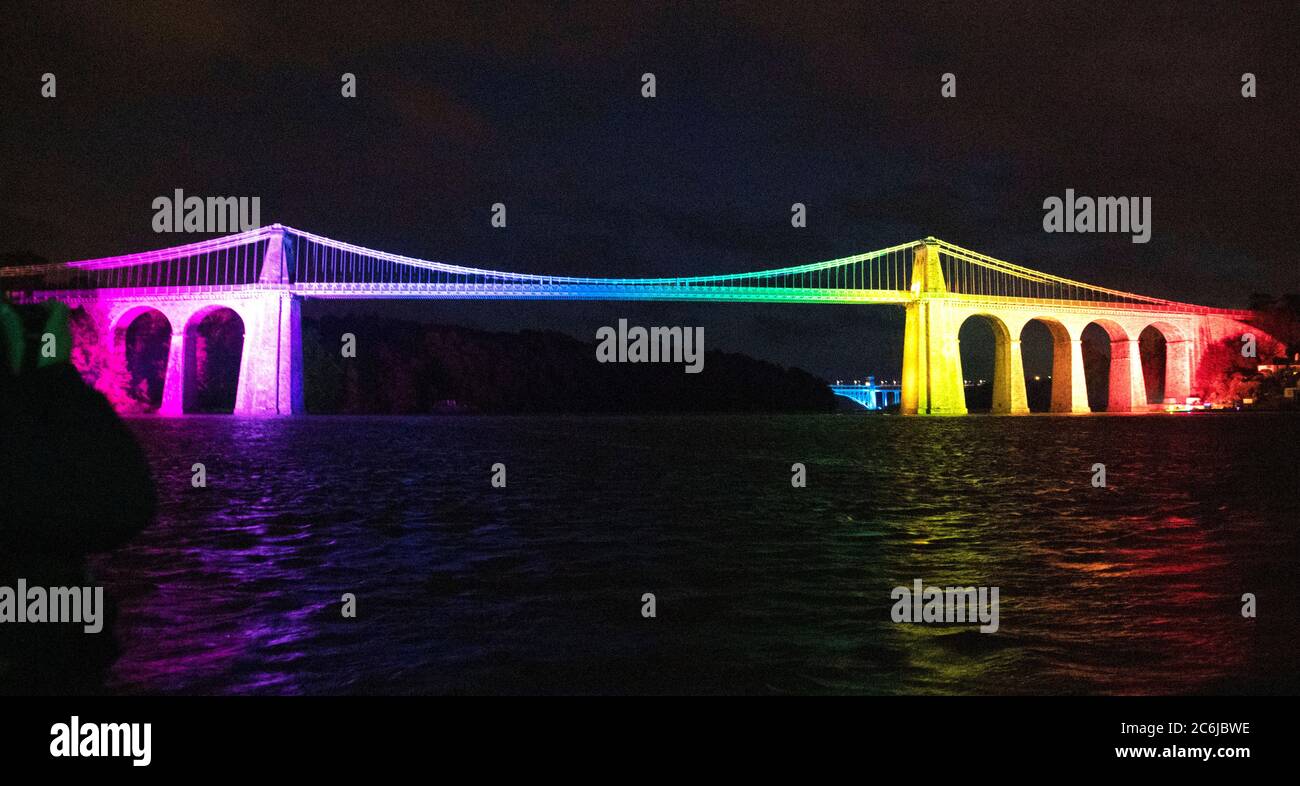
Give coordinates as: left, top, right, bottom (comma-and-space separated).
14, 284, 1252, 319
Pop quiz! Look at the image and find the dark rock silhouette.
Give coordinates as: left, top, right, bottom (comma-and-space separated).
0, 302, 155, 695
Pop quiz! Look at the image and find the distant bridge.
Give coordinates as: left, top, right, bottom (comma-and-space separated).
830, 378, 902, 410
0, 225, 1268, 416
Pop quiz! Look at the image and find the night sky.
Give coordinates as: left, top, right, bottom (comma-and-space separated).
2, 2, 1297, 380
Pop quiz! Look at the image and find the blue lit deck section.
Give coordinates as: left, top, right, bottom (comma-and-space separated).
830, 377, 902, 410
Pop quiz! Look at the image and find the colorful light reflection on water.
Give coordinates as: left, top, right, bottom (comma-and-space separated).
94, 413, 1300, 695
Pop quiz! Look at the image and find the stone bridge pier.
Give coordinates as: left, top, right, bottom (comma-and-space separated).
69, 229, 303, 416
79, 291, 303, 416
900, 239, 1254, 415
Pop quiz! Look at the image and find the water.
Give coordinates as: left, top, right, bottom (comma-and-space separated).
94, 413, 1300, 695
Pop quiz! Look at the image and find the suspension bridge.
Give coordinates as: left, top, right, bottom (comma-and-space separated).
0, 224, 1266, 416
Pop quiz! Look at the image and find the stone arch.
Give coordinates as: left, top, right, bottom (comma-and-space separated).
182, 304, 247, 413
111, 305, 171, 340
1085, 318, 1129, 343
1139, 320, 1191, 404
110, 306, 174, 412
1022, 317, 1086, 413
957, 312, 1026, 413
1083, 318, 1145, 412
